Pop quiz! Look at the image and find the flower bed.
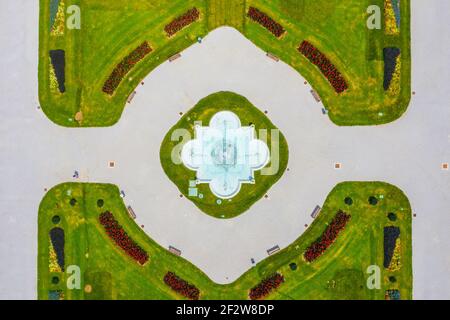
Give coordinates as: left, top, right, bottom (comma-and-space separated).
384, 226, 400, 268
383, 47, 401, 91
391, 0, 401, 28
102, 42, 152, 95
304, 210, 351, 262
49, 242, 61, 273
49, 0, 61, 30
164, 8, 200, 37
49, 50, 66, 93
247, 7, 285, 38
387, 55, 401, 95
49, 227, 65, 271
249, 273, 284, 300
50, 0, 65, 36
99, 211, 149, 265
49, 58, 59, 92
298, 41, 348, 93
163, 272, 200, 300
48, 290, 64, 300
385, 0, 400, 35
388, 238, 402, 271
385, 289, 401, 300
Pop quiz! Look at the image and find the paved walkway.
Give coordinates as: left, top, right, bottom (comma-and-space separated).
0, 0, 449, 299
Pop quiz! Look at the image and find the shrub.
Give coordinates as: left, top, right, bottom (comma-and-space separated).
249, 273, 284, 300
164, 8, 200, 37
368, 196, 378, 206
97, 199, 104, 208
388, 212, 397, 221
70, 198, 77, 206
289, 263, 297, 271
163, 272, 200, 300
344, 197, 353, 206
52, 215, 61, 224
298, 41, 348, 93
99, 211, 149, 265
304, 211, 351, 262
247, 7, 285, 38
102, 42, 152, 95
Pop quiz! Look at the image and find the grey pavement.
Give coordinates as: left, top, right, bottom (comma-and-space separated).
0, 0, 449, 299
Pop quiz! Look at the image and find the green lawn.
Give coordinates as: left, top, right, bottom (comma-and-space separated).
39, 0, 410, 127
38, 181, 412, 300
159, 91, 289, 218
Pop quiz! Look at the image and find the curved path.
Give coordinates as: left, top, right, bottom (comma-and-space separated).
0, 0, 450, 299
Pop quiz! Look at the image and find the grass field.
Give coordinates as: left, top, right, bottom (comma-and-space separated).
38, 181, 412, 300
39, 0, 411, 127
159, 91, 289, 218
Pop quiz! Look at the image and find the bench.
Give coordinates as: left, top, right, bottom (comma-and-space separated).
267, 245, 280, 256
127, 91, 137, 104
310, 89, 321, 102
311, 205, 321, 219
127, 206, 136, 219
168, 53, 181, 62
266, 52, 280, 62
169, 246, 182, 256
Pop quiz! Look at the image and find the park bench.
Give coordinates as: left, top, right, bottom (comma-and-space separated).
266, 52, 280, 62
169, 53, 181, 62
127, 205, 136, 219
310, 89, 321, 102
127, 91, 136, 104
169, 246, 182, 256
311, 205, 321, 219
267, 245, 280, 256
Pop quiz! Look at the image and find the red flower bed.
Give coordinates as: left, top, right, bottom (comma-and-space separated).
249, 273, 284, 300
163, 272, 200, 300
247, 7, 285, 38
99, 211, 149, 265
164, 8, 200, 37
298, 41, 348, 93
304, 210, 351, 262
102, 42, 152, 95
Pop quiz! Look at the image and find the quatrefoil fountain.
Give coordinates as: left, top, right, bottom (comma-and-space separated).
159, 91, 289, 219
181, 111, 270, 199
